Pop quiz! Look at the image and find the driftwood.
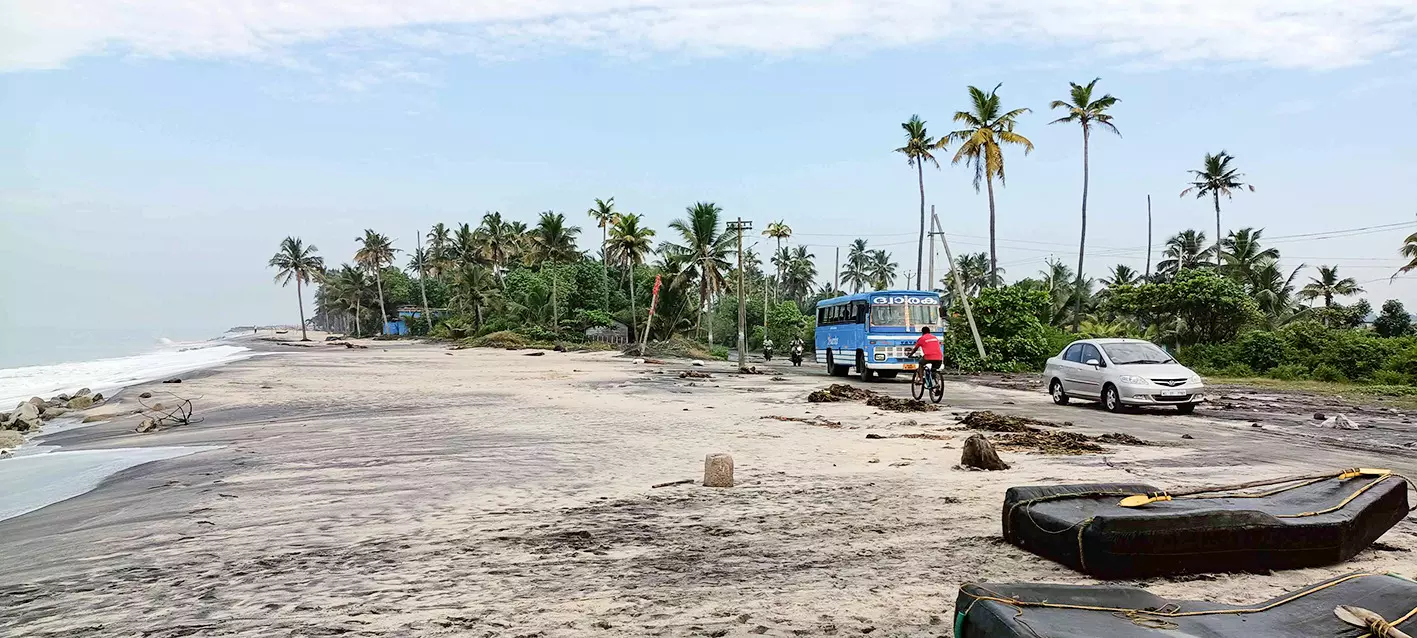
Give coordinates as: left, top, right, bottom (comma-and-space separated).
652, 479, 695, 489
961, 434, 1009, 471
135, 392, 202, 433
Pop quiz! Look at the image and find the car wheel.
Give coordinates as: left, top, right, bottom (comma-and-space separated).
1176, 403, 1196, 415
1102, 384, 1123, 413
1050, 379, 1069, 405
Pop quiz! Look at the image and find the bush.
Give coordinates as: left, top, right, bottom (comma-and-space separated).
1043, 326, 1082, 358
1375, 299, 1413, 338
1269, 364, 1309, 381
1177, 342, 1239, 372
1317, 331, 1393, 381
468, 330, 528, 349
1311, 363, 1347, 383
1371, 369, 1410, 386
1235, 331, 1285, 373
942, 285, 1052, 371
1215, 363, 1255, 378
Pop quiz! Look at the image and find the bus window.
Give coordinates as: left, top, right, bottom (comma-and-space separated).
870, 301, 941, 328
870, 304, 907, 327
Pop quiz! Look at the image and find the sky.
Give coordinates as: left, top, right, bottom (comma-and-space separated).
3, 1, 1417, 366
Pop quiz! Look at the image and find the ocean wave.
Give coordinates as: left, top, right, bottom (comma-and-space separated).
0, 345, 255, 408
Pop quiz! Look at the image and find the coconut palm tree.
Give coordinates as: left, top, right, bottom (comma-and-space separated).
867, 250, 898, 290
662, 202, 734, 338
1220, 227, 1279, 290
947, 84, 1034, 286
426, 223, 453, 276
475, 212, 516, 279
942, 252, 993, 302
783, 246, 818, 302
1252, 260, 1307, 328
506, 221, 533, 267
354, 230, 397, 335
1050, 78, 1120, 331
453, 223, 480, 267
588, 197, 618, 304
1101, 264, 1140, 288
1299, 265, 1363, 308
267, 236, 325, 341
1181, 151, 1255, 270
841, 239, 872, 293
531, 212, 582, 263
449, 263, 501, 328
327, 264, 372, 336
762, 221, 793, 300
895, 115, 942, 287
1394, 231, 1417, 281
607, 213, 656, 341
406, 242, 434, 332
1156, 230, 1211, 278
1039, 258, 1081, 327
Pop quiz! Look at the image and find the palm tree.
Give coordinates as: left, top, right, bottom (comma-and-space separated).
762, 221, 793, 300
783, 246, 818, 301
942, 252, 993, 302
354, 230, 397, 335
895, 115, 942, 287
662, 202, 734, 338
1050, 78, 1120, 331
1252, 261, 1307, 328
1100, 264, 1139, 288
506, 221, 533, 266
453, 223, 480, 267
267, 237, 325, 341
1156, 230, 1211, 277
1181, 151, 1255, 270
531, 212, 582, 263
449, 263, 501, 328
1394, 231, 1417, 281
327, 264, 371, 336
1299, 265, 1363, 308
1039, 258, 1080, 327
947, 84, 1034, 286
841, 239, 872, 293
867, 250, 898, 290
607, 213, 656, 341
407, 242, 434, 332
426, 223, 452, 275
588, 197, 619, 306
475, 212, 515, 279
1220, 227, 1279, 290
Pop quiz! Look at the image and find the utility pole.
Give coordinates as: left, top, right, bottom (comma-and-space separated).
1145, 195, 1153, 280
906, 273, 914, 290
933, 211, 986, 359
727, 218, 753, 371
927, 205, 936, 291
415, 229, 433, 333
833, 246, 840, 296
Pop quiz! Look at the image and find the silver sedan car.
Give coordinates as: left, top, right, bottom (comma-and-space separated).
1044, 338, 1206, 413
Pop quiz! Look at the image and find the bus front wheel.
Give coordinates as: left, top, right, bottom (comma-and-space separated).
856, 351, 875, 381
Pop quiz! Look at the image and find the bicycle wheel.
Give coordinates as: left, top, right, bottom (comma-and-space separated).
930, 372, 945, 403
910, 368, 925, 400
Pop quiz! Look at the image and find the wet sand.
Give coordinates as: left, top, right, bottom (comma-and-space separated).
3, 343, 1415, 636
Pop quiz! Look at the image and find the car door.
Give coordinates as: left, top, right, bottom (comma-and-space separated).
1072, 343, 1106, 396
1058, 343, 1085, 393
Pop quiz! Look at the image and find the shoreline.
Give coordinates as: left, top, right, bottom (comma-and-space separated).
3, 342, 1414, 636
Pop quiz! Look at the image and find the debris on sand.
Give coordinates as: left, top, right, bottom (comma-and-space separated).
1316, 414, 1361, 430
1097, 432, 1151, 446
958, 411, 1064, 432
762, 415, 842, 429
867, 432, 951, 441
806, 384, 939, 412
961, 433, 1010, 470
524, 351, 546, 357
679, 370, 712, 379
807, 384, 876, 403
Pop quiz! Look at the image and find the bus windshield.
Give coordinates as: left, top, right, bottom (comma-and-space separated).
870, 303, 940, 329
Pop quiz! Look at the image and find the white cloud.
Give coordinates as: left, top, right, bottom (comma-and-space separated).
2, 0, 1414, 72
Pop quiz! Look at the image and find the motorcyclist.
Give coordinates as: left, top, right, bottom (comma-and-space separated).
762, 337, 775, 360
789, 336, 805, 366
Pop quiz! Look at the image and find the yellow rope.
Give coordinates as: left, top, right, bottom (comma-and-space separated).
1175, 475, 1330, 501
962, 573, 1417, 622
1277, 474, 1393, 518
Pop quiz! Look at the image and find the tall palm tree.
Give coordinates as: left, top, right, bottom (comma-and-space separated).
841, 239, 872, 293
1220, 227, 1279, 290
531, 212, 582, 263
948, 84, 1034, 286
407, 242, 434, 332
506, 221, 533, 267
1039, 258, 1080, 327
327, 264, 371, 336
762, 221, 793, 300
783, 245, 818, 301
662, 202, 734, 338
354, 230, 397, 335
1253, 261, 1307, 328
453, 223, 480, 267
1299, 265, 1363, 308
895, 115, 942, 287
588, 197, 619, 306
475, 212, 515, 280
1394, 231, 1417, 281
449, 263, 501, 328
1049, 78, 1120, 331
607, 213, 656, 341
867, 250, 898, 290
1156, 230, 1211, 277
1181, 151, 1255, 270
267, 236, 325, 341
1100, 264, 1139, 288
426, 223, 452, 275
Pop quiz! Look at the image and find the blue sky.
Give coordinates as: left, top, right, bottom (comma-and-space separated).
3, 1, 1416, 366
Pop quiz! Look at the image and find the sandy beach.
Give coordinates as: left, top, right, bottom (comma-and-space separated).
3, 342, 1416, 637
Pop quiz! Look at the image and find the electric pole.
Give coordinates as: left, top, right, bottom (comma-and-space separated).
416, 229, 433, 333
932, 211, 986, 359
833, 246, 840, 296
927, 205, 936, 291
1145, 194, 1153, 280
727, 218, 753, 371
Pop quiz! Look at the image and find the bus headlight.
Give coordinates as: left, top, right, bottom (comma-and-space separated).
874, 353, 886, 362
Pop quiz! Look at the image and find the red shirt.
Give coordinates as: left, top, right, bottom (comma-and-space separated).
915, 334, 943, 361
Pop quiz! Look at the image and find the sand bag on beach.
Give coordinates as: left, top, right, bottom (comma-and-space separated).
1001, 469, 1410, 578
953, 572, 1417, 637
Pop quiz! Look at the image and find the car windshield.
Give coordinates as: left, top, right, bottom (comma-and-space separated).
1100, 342, 1174, 365
870, 303, 940, 328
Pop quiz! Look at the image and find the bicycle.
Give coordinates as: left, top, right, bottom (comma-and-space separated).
910, 357, 945, 403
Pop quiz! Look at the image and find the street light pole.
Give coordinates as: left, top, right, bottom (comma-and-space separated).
727, 218, 753, 371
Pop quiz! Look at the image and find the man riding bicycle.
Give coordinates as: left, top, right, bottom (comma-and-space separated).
909, 326, 943, 380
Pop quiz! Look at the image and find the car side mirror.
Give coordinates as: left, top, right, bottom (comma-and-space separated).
1086, 359, 1101, 367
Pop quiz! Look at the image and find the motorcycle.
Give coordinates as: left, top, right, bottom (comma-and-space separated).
790, 344, 804, 367
763, 345, 774, 361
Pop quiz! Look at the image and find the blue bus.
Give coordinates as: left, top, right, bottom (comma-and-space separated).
814, 290, 943, 380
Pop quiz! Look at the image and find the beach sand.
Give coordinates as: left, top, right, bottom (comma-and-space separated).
3, 343, 1415, 636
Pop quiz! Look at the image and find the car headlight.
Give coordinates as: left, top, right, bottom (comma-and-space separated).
1188, 375, 1204, 384
1118, 375, 1145, 385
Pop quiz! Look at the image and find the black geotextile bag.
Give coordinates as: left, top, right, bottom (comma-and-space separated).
954, 572, 1417, 637
1001, 473, 1410, 578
